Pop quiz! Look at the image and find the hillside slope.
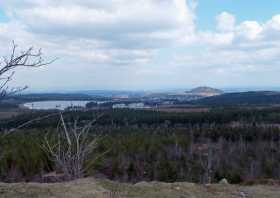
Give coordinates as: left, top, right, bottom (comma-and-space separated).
186, 86, 223, 97
192, 91, 280, 106
0, 178, 280, 198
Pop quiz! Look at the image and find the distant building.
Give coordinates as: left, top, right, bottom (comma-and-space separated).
112, 102, 149, 109
112, 103, 127, 109
66, 106, 85, 111
128, 103, 145, 109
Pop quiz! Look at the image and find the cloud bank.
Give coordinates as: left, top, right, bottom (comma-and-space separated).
0, 1, 280, 90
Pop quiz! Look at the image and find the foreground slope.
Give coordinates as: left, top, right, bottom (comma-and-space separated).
0, 178, 280, 198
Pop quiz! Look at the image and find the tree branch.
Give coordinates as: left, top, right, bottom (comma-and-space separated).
0, 41, 56, 100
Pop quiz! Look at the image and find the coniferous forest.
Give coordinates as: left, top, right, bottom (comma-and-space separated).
1, 107, 280, 184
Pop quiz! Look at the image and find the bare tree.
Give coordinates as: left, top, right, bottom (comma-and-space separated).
0, 41, 55, 100
199, 139, 214, 184
42, 113, 105, 180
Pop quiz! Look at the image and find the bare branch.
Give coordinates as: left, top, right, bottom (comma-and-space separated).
4, 112, 60, 136
42, 113, 106, 180
0, 41, 56, 100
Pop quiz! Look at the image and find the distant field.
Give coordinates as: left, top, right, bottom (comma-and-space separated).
0, 111, 22, 120
149, 104, 210, 113
155, 107, 209, 113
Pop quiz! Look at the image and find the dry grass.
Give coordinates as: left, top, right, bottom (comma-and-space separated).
0, 178, 280, 198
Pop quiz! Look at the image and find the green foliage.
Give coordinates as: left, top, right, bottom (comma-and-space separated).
1, 108, 280, 183
0, 130, 52, 181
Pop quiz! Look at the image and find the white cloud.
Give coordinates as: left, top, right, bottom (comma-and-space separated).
216, 12, 236, 32
171, 12, 280, 87
2, 0, 195, 48
0, 0, 198, 90
1, 1, 280, 89
235, 21, 262, 41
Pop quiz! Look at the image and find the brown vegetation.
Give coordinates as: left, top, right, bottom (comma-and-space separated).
0, 178, 280, 198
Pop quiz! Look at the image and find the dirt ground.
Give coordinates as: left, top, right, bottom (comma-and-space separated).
0, 178, 280, 198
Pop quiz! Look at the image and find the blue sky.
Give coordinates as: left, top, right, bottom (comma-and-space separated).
0, 0, 280, 91
197, 0, 280, 29
0, 8, 7, 21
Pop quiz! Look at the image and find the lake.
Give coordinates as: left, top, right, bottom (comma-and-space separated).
23, 100, 91, 110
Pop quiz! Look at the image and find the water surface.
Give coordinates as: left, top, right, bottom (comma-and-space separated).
23, 100, 91, 110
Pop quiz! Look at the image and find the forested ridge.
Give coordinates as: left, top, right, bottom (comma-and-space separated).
192, 91, 280, 106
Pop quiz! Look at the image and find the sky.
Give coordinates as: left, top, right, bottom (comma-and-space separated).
0, 0, 280, 91
197, 1, 280, 30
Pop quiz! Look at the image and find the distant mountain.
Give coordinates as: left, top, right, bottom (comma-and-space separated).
185, 86, 223, 97
192, 91, 280, 106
